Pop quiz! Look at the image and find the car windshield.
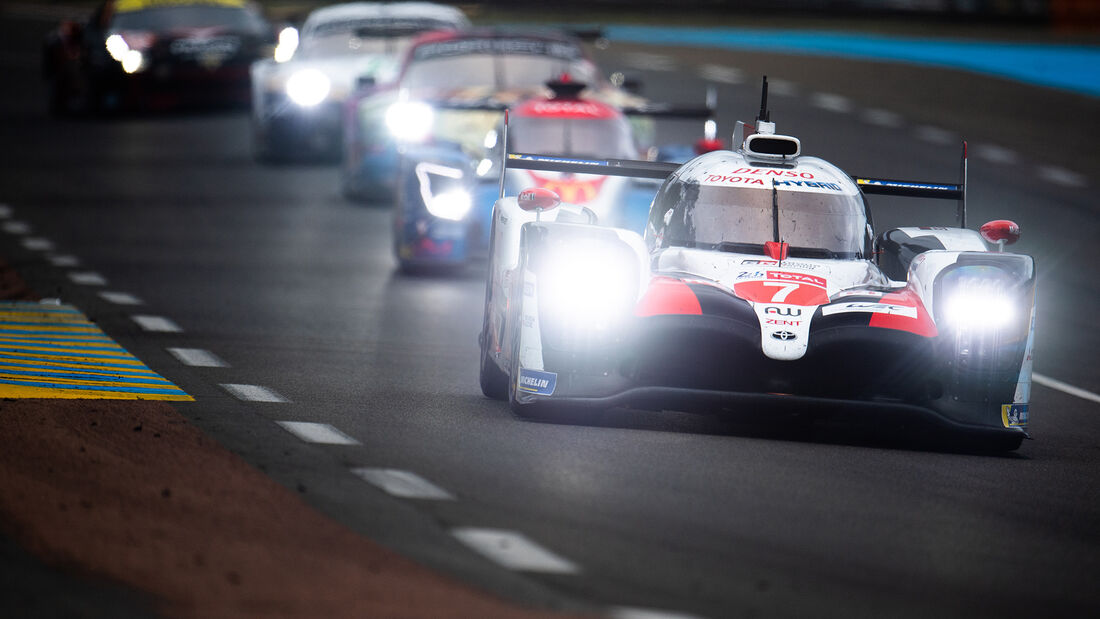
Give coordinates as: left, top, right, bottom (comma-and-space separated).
111, 5, 265, 33
403, 38, 595, 90
647, 179, 867, 259
510, 116, 635, 159
301, 18, 459, 58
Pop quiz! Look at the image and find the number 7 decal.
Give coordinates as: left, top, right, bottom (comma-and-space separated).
763, 282, 800, 302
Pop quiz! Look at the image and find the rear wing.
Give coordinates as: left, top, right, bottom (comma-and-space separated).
853, 142, 968, 227
503, 141, 970, 228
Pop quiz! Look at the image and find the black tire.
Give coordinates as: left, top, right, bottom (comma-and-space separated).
479, 324, 507, 400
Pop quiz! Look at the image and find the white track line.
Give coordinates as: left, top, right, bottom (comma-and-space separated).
809, 92, 853, 114
131, 315, 181, 333
623, 52, 676, 71
609, 608, 707, 619
21, 237, 53, 251
98, 291, 143, 305
69, 271, 107, 286
49, 255, 80, 267
915, 125, 955, 145
276, 421, 358, 445
862, 108, 903, 128
972, 143, 1019, 165
352, 468, 455, 500
766, 78, 798, 96
221, 383, 288, 403
2, 221, 30, 234
1037, 165, 1086, 188
697, 64, 744, 84
452, 528, 579, 574
1033, 373, 1100, 405
167, 347, 227, 368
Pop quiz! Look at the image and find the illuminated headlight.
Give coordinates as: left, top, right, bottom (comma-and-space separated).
274, 26, 298, 63
540, 242, 637, 326
105, 34, 128, 61
385, 101, 434, 143
943, 291, 1014, 328
426, 189, 472, 221
121, 50, 145, 74
415, 162, 469, 221
940, 269, 1016, 329
285, 69, 331, 107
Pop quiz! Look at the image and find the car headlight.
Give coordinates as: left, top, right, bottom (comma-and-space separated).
385, 101, 434, 143
540, 240, 638, 327
274, 26, 298, 63
121, 49, 145, 74
285, 69, 330, 107
415, 162, 470, 221
940, 268, 1015, 329
106, 34, 147, 73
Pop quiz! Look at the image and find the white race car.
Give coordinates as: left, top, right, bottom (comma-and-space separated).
250, 1, 468, 161
479, 81, 1036, 451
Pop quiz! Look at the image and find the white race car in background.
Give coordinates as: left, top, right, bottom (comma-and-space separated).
479, 81, 1036, 451
250, 1, 468, 161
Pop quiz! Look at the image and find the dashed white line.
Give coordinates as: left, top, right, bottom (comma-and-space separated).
98, 291, 143, 305
766, 78, 798, 96
167, 347, 227, 368
1037, 165, 1086, 188
697, 64, 743, 84
222, 383, 288, 403
914, 125, 956, 145
276, 421, 358, 445
809, 92, 853, 114
862, 108, 903, 128
1033, 373, 1100, 405
972, 143, 1019, 165
2, 221, 30, 234
131, 314, 181, 333
21, 237, 54, 251
352, 468, 455, 500
69, 271, 107, 286
609, 607, 707, 619
623, 51, 676, 71
451, 528, 579, 574
49, 255, 80, 267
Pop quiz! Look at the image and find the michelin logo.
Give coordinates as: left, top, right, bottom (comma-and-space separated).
518, 368, 557, 396
1001, 403, 1028, 429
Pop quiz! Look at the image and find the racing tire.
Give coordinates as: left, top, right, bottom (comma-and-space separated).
479, 326, 507, 400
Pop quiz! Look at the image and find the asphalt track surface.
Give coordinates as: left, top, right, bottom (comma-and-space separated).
2, 9, 1100, 619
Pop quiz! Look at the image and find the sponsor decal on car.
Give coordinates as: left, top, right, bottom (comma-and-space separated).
413, 38, 581, 62
820, 302, 917, 318
741, 259, 821, 270
733, 270, 829, 305
1001, 403, 1028, 429
517, 368, 557, 396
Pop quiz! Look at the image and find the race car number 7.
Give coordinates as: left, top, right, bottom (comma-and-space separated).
762, 282, 800, 303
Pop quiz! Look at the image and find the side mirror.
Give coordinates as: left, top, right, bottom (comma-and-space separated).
979, 219, 1020, 251
356, 74, 376, 91
517, 187, 560, 212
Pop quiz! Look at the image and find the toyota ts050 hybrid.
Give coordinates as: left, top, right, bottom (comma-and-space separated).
43, 0, 275, 115
391, 77, 717, 271
250, 2, 468, 161
478, 82, 1036, 451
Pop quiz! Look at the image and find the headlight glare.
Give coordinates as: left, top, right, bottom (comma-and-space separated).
426, 189, 472, 221
385, 101, 434, 143
540, 242, 637, 327
285, 68, 331, 107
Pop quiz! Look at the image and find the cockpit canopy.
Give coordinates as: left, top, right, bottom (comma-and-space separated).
646, 153, 869, 260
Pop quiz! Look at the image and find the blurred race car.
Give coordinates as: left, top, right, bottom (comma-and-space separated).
392, 78, 716, 270
249, 2, 468, 161
340, 28, 651, 202
42, 0, 275, 114
478, 82, 1036, 451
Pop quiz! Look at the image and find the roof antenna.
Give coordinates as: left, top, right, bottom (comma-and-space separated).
755, 76, 775, 135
